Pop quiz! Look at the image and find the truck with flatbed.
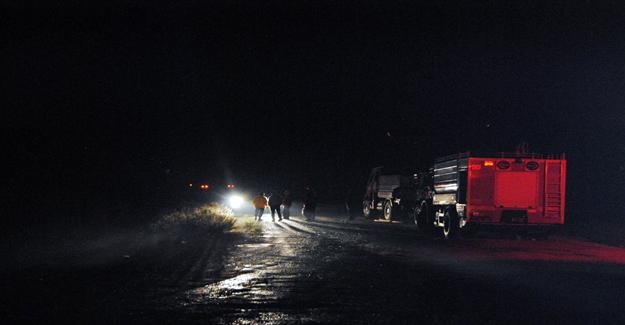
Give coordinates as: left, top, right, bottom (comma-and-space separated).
362, 167, 429, 222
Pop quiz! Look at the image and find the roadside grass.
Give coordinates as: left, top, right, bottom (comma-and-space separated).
150, 204, 264, 236
7, 203, 255, 270
232, 216, 264, 235
151, 203, 236, 235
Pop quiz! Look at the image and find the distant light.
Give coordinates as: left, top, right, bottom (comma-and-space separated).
227, 184, 235, 189
189, 183, 193, 187
484, 161, 494, 167
228, 194, 244, 209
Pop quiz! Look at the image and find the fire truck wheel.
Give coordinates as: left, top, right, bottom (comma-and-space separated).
442, 208, 459, 239
383, 200, 393, 221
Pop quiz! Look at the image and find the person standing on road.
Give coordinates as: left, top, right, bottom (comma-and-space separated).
252, 193, 268, 221
345, 186, 353, 220
268, 191, 283, 221
282, 190, 292, 220
302, 186, 317, 221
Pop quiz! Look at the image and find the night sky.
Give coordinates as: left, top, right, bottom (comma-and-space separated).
4, 1, 625, 226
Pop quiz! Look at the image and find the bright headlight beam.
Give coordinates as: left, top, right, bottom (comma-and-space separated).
228, 194, 244, 209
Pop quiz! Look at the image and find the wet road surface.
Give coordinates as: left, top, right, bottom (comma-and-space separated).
5, 214, 625, 324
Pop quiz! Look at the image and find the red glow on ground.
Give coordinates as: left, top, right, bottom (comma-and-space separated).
457, 237, 625, 265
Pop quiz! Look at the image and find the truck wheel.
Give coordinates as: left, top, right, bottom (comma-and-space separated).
412, 205, 420, 226
413, 202, 433, 232
362, 201, 372, 218
442, 208, 459, 239
383, 200, 393, 221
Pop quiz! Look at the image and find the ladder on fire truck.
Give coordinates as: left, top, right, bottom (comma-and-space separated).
544, 160, 563, 218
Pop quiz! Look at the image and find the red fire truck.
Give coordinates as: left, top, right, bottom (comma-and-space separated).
414, 152, 567, 238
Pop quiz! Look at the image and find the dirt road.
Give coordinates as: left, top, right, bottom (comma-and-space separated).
5, 215, 625, 324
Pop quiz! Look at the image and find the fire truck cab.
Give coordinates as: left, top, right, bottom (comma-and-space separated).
425, 152, 566, 238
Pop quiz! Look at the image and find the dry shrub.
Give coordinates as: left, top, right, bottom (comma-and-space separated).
233, 218, 263, 235
151, 203, 236, 234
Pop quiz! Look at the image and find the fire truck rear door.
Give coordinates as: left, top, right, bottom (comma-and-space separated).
494, 172, 538, 209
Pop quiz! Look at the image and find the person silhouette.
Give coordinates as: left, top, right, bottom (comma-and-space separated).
268, 191, 283, 221
282, 190, 292, 220
252, 193, 268, 221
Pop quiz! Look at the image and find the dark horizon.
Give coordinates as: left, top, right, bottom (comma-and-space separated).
4, 1, 625, 227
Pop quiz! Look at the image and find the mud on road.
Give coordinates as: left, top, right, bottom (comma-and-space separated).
4, 215, 625, 324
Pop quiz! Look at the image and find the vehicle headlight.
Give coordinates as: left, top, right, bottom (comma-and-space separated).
228, 194, 244, 209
